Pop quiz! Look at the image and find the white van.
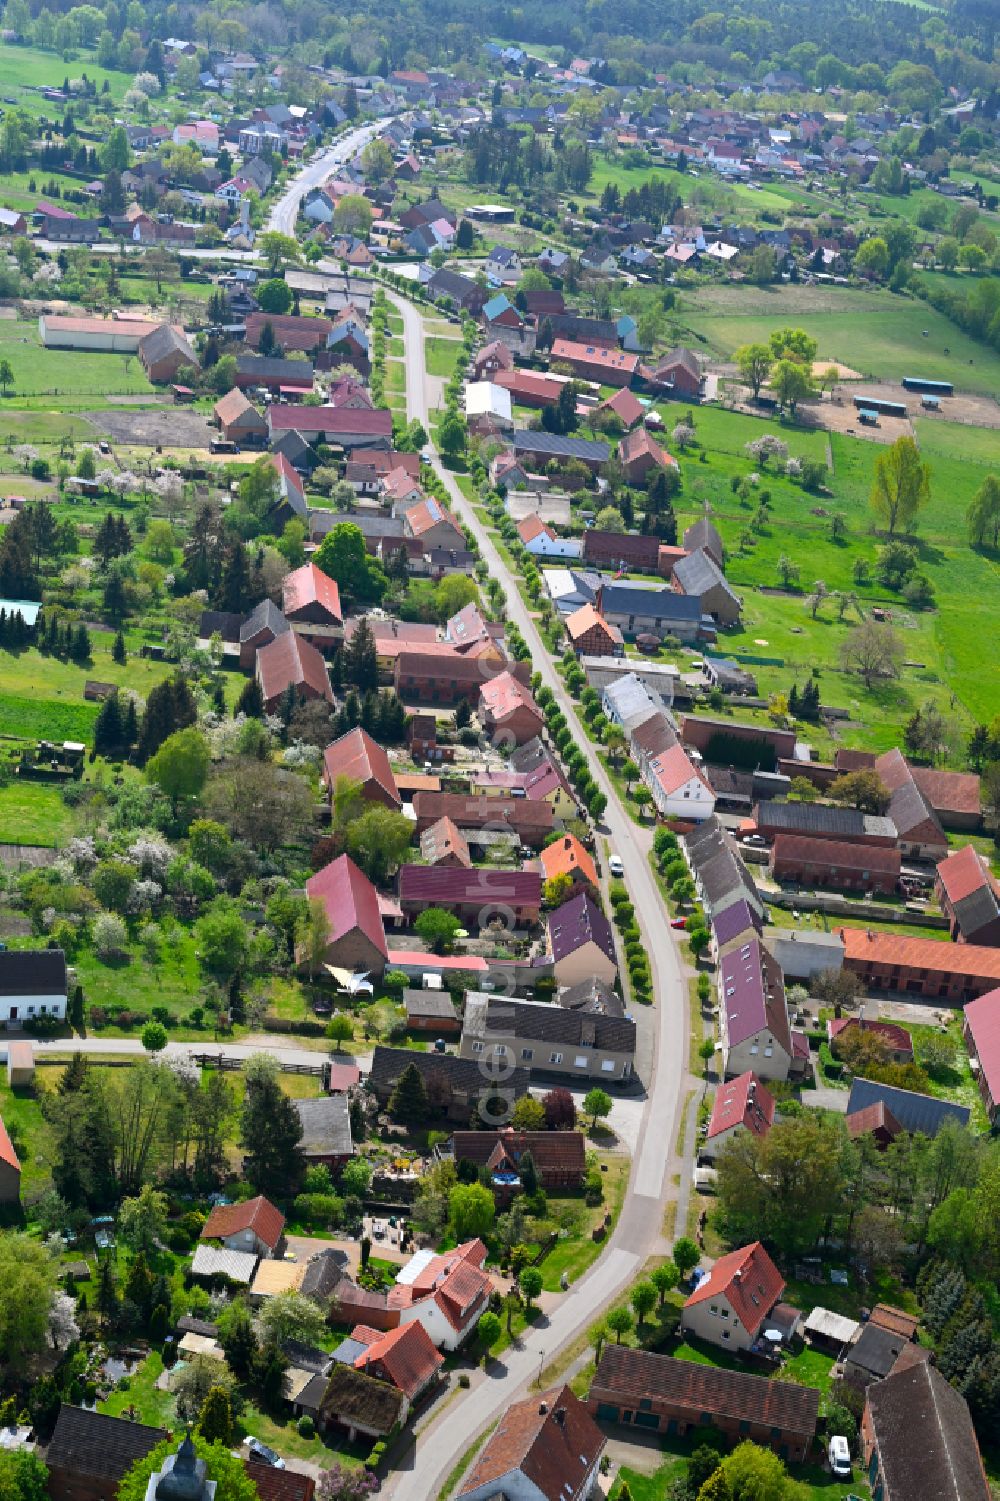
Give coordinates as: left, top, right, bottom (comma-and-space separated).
828, 1435, 851, 1478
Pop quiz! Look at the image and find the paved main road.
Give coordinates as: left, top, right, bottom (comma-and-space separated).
384, 295, 691, 1498
267, 122, 383, 235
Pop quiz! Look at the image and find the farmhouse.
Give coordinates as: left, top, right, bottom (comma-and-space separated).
0, 948, 68, 1027
845, 1077, 970, 1136
645, 741, 716, 821
245, 312, 333, 354
412, 791, 554, 847
963, 987, 1000, 1125
596, 582, 705, 643
457, 1385, 604, 1501
267, 404, 394, 452
450, 1129, 586, 1189
419, 816, 472, 868
681, 1241, 785, 1352
617, 426, 677, 484
770, 834, 901, 894
138, 324, 199, 384
590, 1348, 818, 1461
682, 518, 724, 568
549, 338, 640, 387
512, 430, 609, 472
644, 347, 703, 398
282, 562, 344, 648
304, 855, 388, 976
539, 833, 599, 896
548, 890, 618, 987
862, 1362, 990, 1501
321, 726, 400, 809
672, 548, 741, 626
581, 529, 662, 572
460, 992, 635, 1082
478, 670, 544, 745
235, 353, 315, 394
935, 843, 1000, 946
564, 603, 624, 657
753, 800, 896, 847
213, 387, 269, 445
46, 1407, 168, 1501
255, 631, 333, 712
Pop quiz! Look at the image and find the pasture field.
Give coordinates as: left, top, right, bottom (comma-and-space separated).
0, 316, 155, 400
680, 283, 1000, 395
0, 43, 133, 116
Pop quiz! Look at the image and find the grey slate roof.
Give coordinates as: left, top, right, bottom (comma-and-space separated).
599, 583, 702, 623
189, 1245, 258, 1283
294, 1093, 353, 1157
368, 1045, 531, 1100
240, 598, 290, 643
0, 948, 67, 996
513, 430, 610, 463
464, 992, 636, 1055
557, 976, 626, 1017
673, 547, 738, 604
683, 517, 723, 559
755, 801, 896, 842
846, 1078, 970, 1137
846, 1321, 909, 1380
865, 1363, 990, 1501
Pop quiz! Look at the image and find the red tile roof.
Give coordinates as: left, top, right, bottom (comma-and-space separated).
201, 1194, 285, 1250
550, 338, 640, 376
282, 562, 342, 625
0, 1113, 21, 1173
458, 1384, 604, 1501
936, 843, 996, 905
912, 767, 981, 818
564, 602, 620, 646
405, 496, 464, 540
846, 1100, 903, 1140
256, 631, 333, 707
599, 388, 645, 427
773, 833, 901, 875
321, 726, 400, 808
516, 514, 555, 545
246, 1464, 316, 1501
353, 1320, 443, 1398
619, 425, 676, 470
306, 854, 388, 961
419, 816, 472, 868
479, 669, 542, 726
828, 1016, 913, 1058
539, 834, 598, 891
684, 1241, 785, 1338
706, 1072, 775, 1143
245, 311, 333, 352
964, 986, 1000, 1102
267, 405, 393, 436
841, 927, 1000, 983
398, 864, 541, 907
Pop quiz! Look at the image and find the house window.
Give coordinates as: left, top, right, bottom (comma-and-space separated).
709, 1304, 718, 1317
720, 1308, 729, 1319
601, 1060, 615, 1072
550, 1052, 563, 1064
638, 1399, 652, 1412
749, 1044, 759, 1055
574, 1055, 587, 1068
521, 1049, 533, 1061
764, 1047, 773, 1058
722, 1330, 731, 1341
471, 1042, 484, 1054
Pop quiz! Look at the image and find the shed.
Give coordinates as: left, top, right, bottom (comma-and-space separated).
6, 1039, 34, 1086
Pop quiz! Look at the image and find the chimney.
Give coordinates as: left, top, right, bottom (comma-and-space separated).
538, 1402, 549, 1416
554, 1407, 566, 1427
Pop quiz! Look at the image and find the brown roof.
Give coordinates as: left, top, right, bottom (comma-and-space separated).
413, 791, 554, 838
869, 1304, 919, 1340
283, 562, 343, 625
306, 854, 387, 962
599, 388, 645, 427
706, 1071, 775, 1143
458, 1384, 604, 1501
772, 833, 901, 875
912, 767, 981, 819
318, 1362, 405, 1435
451, 1128, 586, 1176
829, 1017, 913, 1058
45, 1406, 167, 1481
936, 842, 996, 905
618, 425, 675, 470
247, 1464, 316, 1501
592, 1346, 819, 1438
420, 816, 472, 867
201, 1194, 285, 1250
245, 311, 333, 352
865, 1362, 990, 1501
214, 386, 264, 427
256, 630, 333, 706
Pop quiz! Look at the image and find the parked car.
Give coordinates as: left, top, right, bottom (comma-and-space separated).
671, 916, 687, 929
245, 1439, 285, 1470
828, 1436, 851, 1479
608, 855, 624, 878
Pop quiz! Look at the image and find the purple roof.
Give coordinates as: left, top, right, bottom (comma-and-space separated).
720, 938, 788, 1053
548, 890, 617, 966
712, 898, 762, 949
397, 866, 542, 905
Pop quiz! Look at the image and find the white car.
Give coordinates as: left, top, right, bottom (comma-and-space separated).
608, 855, 624, 878
828, 1435, 851, 1478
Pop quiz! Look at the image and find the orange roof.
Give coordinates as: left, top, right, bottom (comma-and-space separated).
648, 742, 708, 797
0, 1114, 20, 1173
516, 514, 555, 545
565, 602, 618, 644
912, 767, 981, 818
405, 496, 463, 539
936, 843, 996, 905
599, 388, 645, 427
684, 1241, 785, 1338
201, 1194, 285, 1249
841, 927, 1000, 982
550, 338, 640, 375
353, 1320, 443, 1398
540, 834, 598, 891
619, 425, 676, 469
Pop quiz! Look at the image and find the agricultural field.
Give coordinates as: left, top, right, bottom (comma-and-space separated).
0, 42, 134, 116
680, 283, 1000, 395
0, 316, 156, 402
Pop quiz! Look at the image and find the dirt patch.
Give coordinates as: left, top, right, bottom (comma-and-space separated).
811, 360, 861, 380
106, 394, 172, 406
84, 408, 214, 448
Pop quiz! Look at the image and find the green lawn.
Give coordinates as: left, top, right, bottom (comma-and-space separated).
73, 924, 205, 1024
0, 43, 134, 117
425, 336, 463, 379
0, 317, 155, 400
0, 1076, 56, 1195
611, 1449, 868, 1501
0, 779, 76, 845
681, 283, 1000, 395
537, 1154, 629, 1291
0, 645, 185, 746
384, 357, 406, 394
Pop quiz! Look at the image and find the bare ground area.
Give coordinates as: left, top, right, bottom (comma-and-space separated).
84, 408, 214, 447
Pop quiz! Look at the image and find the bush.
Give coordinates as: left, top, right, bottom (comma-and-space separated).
819, 1042, 843, 1079
297, 1415, 315, 1438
